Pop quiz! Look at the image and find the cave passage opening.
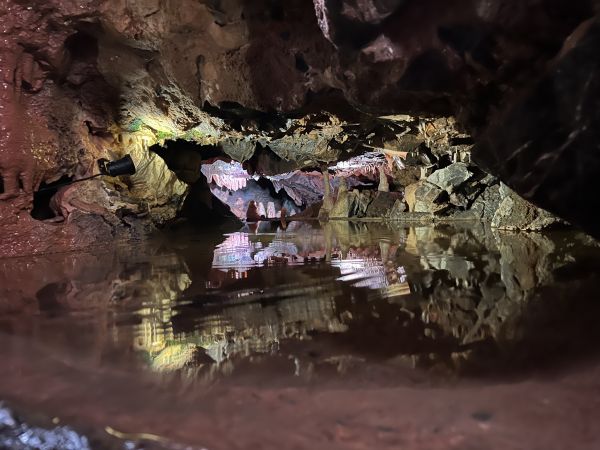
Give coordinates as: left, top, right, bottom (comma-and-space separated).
30, 175, 75, 221
148, 137, 400, 224
149, 139, 317, 222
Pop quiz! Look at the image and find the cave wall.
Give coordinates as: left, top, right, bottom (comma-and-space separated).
1, 0, 599, 257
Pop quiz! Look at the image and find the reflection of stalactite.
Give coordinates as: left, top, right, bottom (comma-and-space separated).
123, 259, 192, 368
212, 232, 255, 271
141, 288, 348, 375
120, 224, 591, 377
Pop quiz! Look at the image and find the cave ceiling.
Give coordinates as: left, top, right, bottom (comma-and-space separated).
1, 0, 600, 246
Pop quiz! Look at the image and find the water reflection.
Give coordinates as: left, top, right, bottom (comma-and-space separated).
1, 223, 600, 380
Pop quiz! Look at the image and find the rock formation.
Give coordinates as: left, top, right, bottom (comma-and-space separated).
0, 0, 598, 256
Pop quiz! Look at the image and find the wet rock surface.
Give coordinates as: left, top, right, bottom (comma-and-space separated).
1, 2, 600, 448
0, 403, 92, 450
491, 183, 563, 231
428, 162, 470, 191
0, 0, 599, 254
313, 138, 561, 229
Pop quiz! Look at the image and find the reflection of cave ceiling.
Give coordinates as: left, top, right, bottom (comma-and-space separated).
123, 223, 600, 376
2, 220, 600, 379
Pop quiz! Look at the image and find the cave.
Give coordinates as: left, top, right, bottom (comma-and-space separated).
1, 1, 600, 449
30, 175, 75, 221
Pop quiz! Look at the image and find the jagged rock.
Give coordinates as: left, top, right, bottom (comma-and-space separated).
389, 199, 408, 218
444, 209, 482, 221
329, 179, 352, 218
392, 165, 421, 188
471, 184, 502, 221
427, 162, 473, 194
398, 160, 562, 231
491, 184, 562, 231
351, 190, 375, 217
0, 403, 93, 450
221, 138, 256, 162
493, 231, 557, 302
403, 182, 418, 212
459, 174, 489, 202
366, 192, 402, 217
419, 118, 471, 157
414, 181, 446, 213
378, 167, 389, 192
472, 20, 600, 239
449, 191, 469, 208
479, 173, 499, 187
0, 0, 592, 257
405, 146, 435, 167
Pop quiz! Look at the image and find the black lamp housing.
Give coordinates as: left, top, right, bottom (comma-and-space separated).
98, 155, 137, 177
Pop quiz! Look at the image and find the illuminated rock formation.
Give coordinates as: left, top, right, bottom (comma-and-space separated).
0, 0, 598, 257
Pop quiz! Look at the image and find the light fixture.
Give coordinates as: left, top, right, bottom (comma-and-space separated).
38, 155, 137, 192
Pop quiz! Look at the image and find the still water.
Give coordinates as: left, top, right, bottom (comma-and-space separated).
1, 221, 600, 449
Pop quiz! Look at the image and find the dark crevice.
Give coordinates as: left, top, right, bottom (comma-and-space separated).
65, 30, 99, 61
149, 140, 241, 228
438, 25, 498, 70
450, 136, 474, 146
268, 0, 285, 21
254, 176, 295, 204
30, 175, 74, 221
398, 50, 457, 92
244, 144, 297, 176
150, 140, 228, 184
295, 53, 309, 73
202, 101, 287, 131
202, 89, 371, 132
179, 174, 241, 228
144, 8, 161, 18
153, 139, 226, 160
36, 282, 67, 314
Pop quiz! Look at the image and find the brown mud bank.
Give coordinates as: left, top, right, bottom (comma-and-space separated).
2, 339, 600, 450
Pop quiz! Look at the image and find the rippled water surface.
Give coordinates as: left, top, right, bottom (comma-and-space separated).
1, 221, 600, 449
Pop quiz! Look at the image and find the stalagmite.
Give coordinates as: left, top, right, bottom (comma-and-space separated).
329, 178, 352, 218
319, 169, 334, 219
246, 201, 260, 221
378, 167, 389, 192
258, 202, 267, 218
